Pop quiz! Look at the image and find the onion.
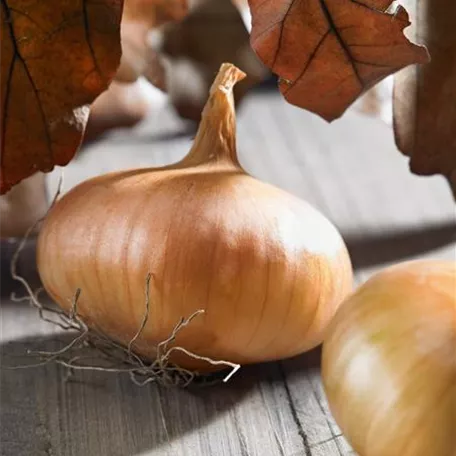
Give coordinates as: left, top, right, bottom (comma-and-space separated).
84, 79, 156, 143
37, 63, 353, 371
322, 259, 456, 456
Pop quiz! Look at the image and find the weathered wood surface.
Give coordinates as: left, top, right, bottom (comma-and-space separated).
1, 88, 455, 456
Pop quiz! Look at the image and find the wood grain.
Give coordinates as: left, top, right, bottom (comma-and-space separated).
1, 89, 454, 456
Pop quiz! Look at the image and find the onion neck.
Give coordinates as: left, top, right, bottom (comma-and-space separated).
181, 63, 246, 168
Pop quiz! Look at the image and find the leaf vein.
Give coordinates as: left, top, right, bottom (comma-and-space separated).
1, 0, 53, 164
318, 0, 364, 88
82, 0, 105, 83
284, 29, 330, 94
1, 52, 16, 172
271, 0, 295, 71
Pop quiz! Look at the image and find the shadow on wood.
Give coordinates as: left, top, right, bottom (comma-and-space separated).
345, 221, 455, 270
1, 238, 42, 300
1, 335, 258, 456
1, 334, 347, 455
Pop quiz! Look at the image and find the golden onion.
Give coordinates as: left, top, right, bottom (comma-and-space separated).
37, 63, 353, 371
322, 259, 456, 456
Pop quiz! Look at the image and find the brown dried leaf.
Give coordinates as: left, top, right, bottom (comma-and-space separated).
0, 0, 123, 194
393, 0, 456, 198
248, 0, 430, 121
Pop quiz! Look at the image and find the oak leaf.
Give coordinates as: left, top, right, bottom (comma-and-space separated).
248, 0, 430, 121
0, 0, 123, 194
393, 0, 456, 199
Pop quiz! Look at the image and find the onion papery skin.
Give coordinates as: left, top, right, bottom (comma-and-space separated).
322, 260, 456, 456
37, 64, 353, 371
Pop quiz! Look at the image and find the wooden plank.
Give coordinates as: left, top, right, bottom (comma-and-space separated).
1, 328, 340, 456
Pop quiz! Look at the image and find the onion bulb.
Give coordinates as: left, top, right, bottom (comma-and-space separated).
322, 260, 456, 456
37, 63, 353, 371
84, 79, 156, 143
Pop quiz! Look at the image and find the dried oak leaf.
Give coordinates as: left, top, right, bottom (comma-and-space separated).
248, 0, 430, 121
0, 0, 123, 194
393, 0, 456, 198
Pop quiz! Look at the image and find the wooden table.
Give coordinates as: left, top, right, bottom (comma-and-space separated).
1, 88, 455, 456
